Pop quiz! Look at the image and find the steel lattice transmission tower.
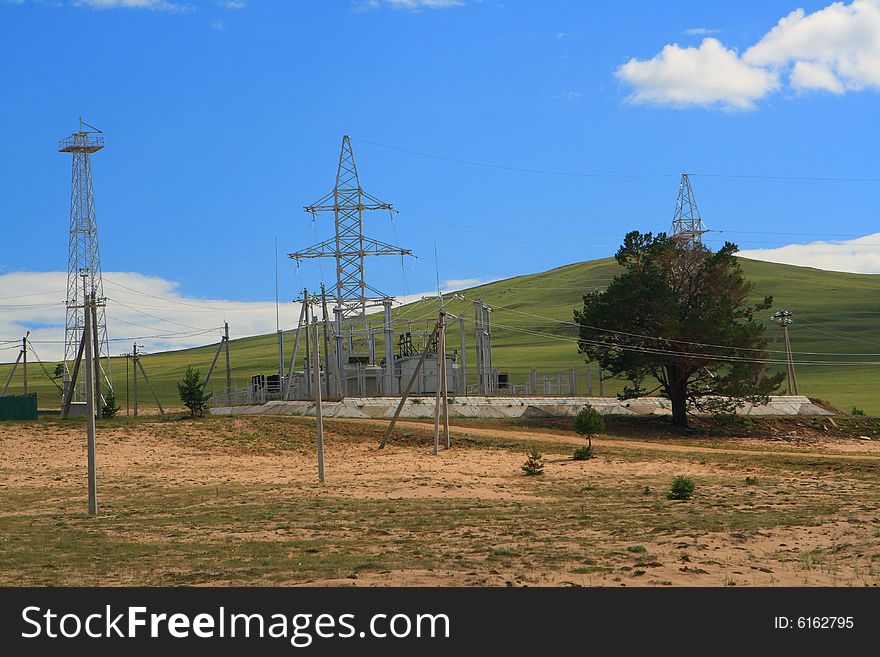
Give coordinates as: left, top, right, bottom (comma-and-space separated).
58, 119, 112, 401
290, 135, 411, 318
670, 173, 707, 247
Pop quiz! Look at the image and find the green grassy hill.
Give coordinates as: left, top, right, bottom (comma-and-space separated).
3, 257, 879, 415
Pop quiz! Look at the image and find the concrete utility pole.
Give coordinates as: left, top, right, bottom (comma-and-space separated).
383, 299, 394, 395
132, 343, 139, 417
433, 313, 444, 456
474, 300, 484, 394
133, 347, 164, 415
82, 276, 98, 516
321, 285, 334, 398
458, 316, 466, 395
440, 314, 450, 449
91, 292, 102, 418
311, 312, 325, 483
22, 333, 28, 395
773, 310, 798, 395
124, 353, 130, 416
224, 322, 232, 397
284, 295, 308, 400
380, 322, 441, 449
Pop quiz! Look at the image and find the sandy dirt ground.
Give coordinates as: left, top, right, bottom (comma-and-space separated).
1, 416, 878, 587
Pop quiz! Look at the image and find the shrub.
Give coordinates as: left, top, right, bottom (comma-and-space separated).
101, 390, 120, 418
177, 365, 208, 417
852, 407, 865, 416
667, 475, 695, 500
626, 545, 647, 553
572, 446, 594, 461
574, 406, 604, 450
521, 448, 545, 476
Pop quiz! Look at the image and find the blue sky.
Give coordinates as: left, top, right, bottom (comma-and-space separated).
1, 0, 879, 356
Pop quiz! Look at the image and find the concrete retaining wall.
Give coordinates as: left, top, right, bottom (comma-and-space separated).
210, 395, 832, 419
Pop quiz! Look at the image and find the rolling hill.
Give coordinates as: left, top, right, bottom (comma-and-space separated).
3, 257, 879, 415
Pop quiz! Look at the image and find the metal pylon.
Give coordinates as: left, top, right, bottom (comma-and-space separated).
290, 135, 411, 319
671, 173, 707, 247
58, 119, 112, 401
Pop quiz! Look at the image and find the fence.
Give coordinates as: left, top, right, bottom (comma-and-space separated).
0, 393, 38, 421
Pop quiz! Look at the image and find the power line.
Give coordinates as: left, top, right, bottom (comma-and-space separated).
354, 136, 880, 183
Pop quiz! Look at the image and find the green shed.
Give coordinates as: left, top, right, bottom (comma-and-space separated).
0, 393, 38, 421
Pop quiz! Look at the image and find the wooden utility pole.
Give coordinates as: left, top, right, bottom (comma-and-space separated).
311, 312, 325, 483
82, 277, 98, 516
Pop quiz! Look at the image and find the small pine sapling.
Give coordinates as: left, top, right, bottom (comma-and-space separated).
522, 448, 545, 476
573, 405, 604, 459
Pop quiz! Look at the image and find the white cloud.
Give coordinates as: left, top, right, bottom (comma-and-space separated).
617, 38, 779, 110
210, 19, 224, 30
744, 0, 880, 92
356, 0, 464, 10
738, 233, 880, 274
619, 0, 880, 109
73, 0, 188, 10
790, 60, 845, 93
0, 271, 283, 362
684, 27, 720, 36
0, 271, 491, 363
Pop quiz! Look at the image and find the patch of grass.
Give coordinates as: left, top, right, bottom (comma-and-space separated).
626, 545, 647, 553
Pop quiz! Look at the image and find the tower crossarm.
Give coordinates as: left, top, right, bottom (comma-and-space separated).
289, 236, 411, 262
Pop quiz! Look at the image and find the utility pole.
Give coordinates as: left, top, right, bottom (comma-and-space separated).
81, 275, 98, 516
321, 285, 334, 398
124, 352, 130, 416
440, 313, 450, 449
91, 291, 102, 418
474, 300, 484, 394
773, 310, 798, 395
275, 236, 284, 394
383, 299, 394, 395
132, 343, 139, 417
224, 322, 232, 398
1, 337, 25, 397
433, 313, 444, 456
22, 333, 28, 396
133, 347, 165, 415
311, 310, 325, 483
284, 295, 308, 400
458, 316, 466, 395
379, 322, 441, 449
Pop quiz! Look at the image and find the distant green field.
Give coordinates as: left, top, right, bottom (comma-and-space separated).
2, 257, 879, 415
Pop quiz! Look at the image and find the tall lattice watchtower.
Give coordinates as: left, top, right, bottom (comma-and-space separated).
58, 119, 112, 402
